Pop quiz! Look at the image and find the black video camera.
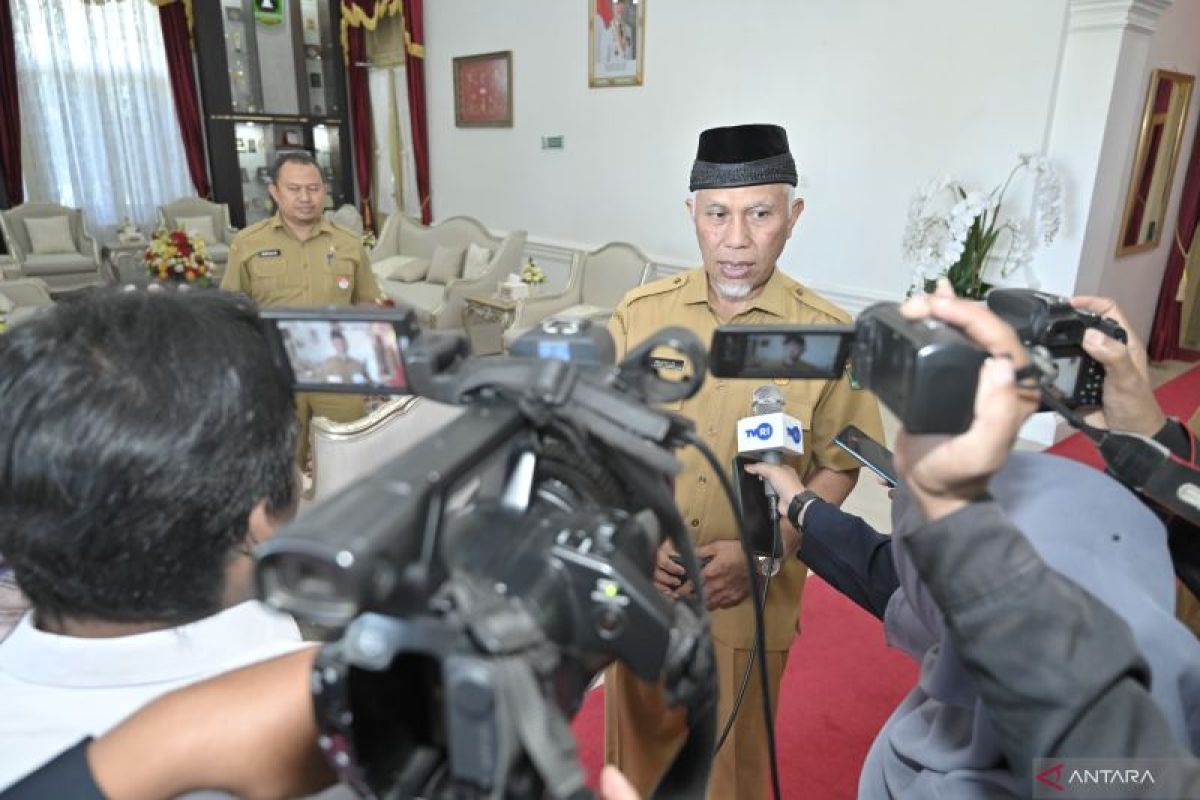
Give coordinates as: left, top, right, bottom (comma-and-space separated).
255, 311, 717, 799
710, 302, 987, 434
986, 288, 1126, 409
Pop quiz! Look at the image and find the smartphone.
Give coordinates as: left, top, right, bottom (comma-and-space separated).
732, 454, 779, 556
259, 306, 418, 394
833, 425, 898, 488
709, 324, 856, 379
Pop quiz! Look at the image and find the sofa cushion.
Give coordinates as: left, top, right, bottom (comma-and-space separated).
425, 244, 465, 285
24, 216, 75, 255
553, 304, 613, 322
379, 280, 446, 324
176, 215, 217, 245
463, 242, 492, 280
23, 253, 96, 276
373, 254, 430, 283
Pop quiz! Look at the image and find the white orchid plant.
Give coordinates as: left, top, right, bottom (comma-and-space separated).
902, 153, 1063, 299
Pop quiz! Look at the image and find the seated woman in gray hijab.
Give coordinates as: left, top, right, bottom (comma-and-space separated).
747, 451, 1200, 798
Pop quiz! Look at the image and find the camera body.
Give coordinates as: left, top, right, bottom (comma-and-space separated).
851, 303, 987, 434
986, 288, 1126, 408
710, 302, 986, 434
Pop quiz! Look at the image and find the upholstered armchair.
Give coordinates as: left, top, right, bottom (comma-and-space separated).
502, 242, 651, 350
370, 215, 526, 330
304, 395, 464, 506
157, 198, 238, 276
0, 203, 104, 294
0, 277, 54, 328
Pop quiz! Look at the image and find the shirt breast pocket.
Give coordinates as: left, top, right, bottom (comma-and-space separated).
248, 257, 292, 291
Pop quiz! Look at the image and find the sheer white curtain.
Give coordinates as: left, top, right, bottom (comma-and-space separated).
368, 65, 420, 220
14, 0, 193, 228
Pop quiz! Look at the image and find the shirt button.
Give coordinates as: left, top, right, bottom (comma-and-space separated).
707, 427, 717, 436
690, 518, 700, 528
714, 382, 726, 391
698, 474, 707, 484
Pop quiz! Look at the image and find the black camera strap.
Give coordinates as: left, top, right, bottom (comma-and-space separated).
1035, 383, 1200, 526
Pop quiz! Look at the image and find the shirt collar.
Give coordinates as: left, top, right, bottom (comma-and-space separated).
270, 213, 333, 239
0, 601, 301, 688
681, 266, 797, 320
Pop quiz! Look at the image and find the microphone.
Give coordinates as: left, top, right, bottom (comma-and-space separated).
737, 386, 804, 486
736, 385, 804, 563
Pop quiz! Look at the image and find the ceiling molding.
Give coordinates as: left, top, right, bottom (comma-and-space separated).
1069, 0, 1173, 34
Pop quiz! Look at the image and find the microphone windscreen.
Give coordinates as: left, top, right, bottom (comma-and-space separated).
751, 384, 785, 415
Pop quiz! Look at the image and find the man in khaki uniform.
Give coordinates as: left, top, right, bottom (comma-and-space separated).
317, 330, 371, 385
605, 124, 884, 799
221, 151, 386, 464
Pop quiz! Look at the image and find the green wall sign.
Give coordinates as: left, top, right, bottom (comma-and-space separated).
253, 0, 285, 26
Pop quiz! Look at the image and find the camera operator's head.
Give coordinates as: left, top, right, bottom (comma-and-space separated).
0, 289, 298, 633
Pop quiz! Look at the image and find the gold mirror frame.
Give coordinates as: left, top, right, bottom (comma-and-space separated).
1117, 69, 1195, 256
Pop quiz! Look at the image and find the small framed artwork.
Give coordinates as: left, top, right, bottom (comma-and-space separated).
240, 167, 250, 183
309, 72, 322, 89
453, 50, 513, 128
247, 138, 257, 153
235, 137, 247, 153
280, 130, 304, 147
305, 44, 321, 60
589, 0, 645, 88
225, 6, 243, 23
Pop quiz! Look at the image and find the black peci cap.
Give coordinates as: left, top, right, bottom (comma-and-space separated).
689, 123, 798, 191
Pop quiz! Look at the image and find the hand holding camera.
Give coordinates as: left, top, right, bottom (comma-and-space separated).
893, 286, 1041, 522
1071, 295, 1166, 437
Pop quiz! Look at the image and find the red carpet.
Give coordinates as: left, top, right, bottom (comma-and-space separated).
571, 577, 919, 798
1046, 363, 1200, 467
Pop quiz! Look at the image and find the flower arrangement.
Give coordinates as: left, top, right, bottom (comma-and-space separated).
902, 154, 1063, 299
144, 227, 213, 287
521, 257, 546, 287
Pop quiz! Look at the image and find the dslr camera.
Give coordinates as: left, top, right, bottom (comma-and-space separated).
710, 302, 986, 434
986, 288, 1126, 409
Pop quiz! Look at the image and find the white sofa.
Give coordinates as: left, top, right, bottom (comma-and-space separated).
503, 241, 651, 350
157, 197, 238, 277
369, 215, 526, 330
0, 203, 105, 294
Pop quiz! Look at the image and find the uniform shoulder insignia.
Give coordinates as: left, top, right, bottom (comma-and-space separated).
621, 269, 695, 306
793, 283, 854, 324
232, 217, 273, 244
328, 220, 363, 240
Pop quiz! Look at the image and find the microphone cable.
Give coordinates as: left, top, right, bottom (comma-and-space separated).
713, 509, 779, 755
682, 431, 783, 800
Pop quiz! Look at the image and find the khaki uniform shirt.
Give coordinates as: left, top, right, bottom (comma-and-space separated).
608, 267, 884, 651
318, 354, 370, 384
220, 213, 383, 307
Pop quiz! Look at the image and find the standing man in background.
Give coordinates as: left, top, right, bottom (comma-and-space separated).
222, 151, 386, 465
605, 124, 884, 799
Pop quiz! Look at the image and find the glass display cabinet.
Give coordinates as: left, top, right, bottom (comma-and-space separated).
194, 0, 354, 228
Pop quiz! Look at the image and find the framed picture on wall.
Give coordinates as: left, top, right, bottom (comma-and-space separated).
453, 50, 513, 127
589, 0, 645, 87
235, 137, 247, 153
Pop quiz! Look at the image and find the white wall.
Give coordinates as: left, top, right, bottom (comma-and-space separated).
1075, 0, 1200, 338
424, 0, 1068, 305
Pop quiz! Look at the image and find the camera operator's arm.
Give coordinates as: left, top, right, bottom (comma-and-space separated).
2, 647, 332, 800
893, 292, 1200, 793
745, 462, 897, 618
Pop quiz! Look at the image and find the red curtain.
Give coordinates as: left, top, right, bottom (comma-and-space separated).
1148, 115, 1200, 361
157, 1, 210, 198
402, 0, 431, 224
0, 0, 22, 208
347, 24, 373, 231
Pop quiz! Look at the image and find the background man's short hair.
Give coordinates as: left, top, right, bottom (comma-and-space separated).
0, 289, 298, 626
269, 150, 319, 184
